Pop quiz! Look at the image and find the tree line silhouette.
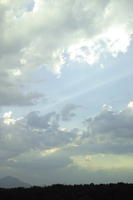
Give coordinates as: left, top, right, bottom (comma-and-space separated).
0, 183, 133, 200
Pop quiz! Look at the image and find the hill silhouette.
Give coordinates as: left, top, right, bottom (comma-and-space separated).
0, 176, 31, 188
0, 182, 133, 200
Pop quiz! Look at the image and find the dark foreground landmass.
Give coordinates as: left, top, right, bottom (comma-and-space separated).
0, 183, 133, 200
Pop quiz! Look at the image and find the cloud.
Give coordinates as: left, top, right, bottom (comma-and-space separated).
84, 102, 133, 138
1, 0, 133, 184
69, 153, 133, 171
0, 0, 133, 106
0, 110, 78, 163
26, 111, 59, 129
6, 148, 71, 172
78, 102, 133, 155
1, 102, 133, 165
0, 0, 133, 75
1, 102, 133, 183
0, 69, 43, 106
61, 104, 81, 121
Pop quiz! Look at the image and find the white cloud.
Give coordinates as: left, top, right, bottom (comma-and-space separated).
69, 154, 133, 171
40, 147, 61, 157
0, 0, 133, 106
11, 69, 22, 76
0, 0, 133, 75
102, 104, 112, 111
3, 111, 16, 125
128, 101, 133, 109
102, 25, 131, 56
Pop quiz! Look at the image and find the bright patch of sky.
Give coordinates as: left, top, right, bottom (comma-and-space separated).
3, 40, 133, 120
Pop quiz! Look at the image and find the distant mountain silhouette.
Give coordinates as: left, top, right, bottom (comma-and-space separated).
0, 176, 31, 188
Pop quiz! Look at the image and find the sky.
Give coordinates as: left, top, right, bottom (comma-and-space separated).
0, 0, 133, 185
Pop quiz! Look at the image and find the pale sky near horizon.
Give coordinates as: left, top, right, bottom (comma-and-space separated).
0, 0, 133, 185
